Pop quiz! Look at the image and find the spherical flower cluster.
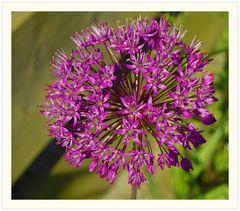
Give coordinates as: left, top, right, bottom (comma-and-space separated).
40, 16, 217, 188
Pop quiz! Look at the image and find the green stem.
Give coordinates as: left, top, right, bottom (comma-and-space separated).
208, 48, 228, 57
131, 187, 137, 199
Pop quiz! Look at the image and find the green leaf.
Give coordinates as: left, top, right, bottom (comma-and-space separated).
214, 145, 228, 172
170, 168, 190, 199
203, 184, 228, 199
145, 171, 161, 199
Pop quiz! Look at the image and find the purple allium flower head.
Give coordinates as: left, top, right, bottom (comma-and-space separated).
40, 15, 217, 189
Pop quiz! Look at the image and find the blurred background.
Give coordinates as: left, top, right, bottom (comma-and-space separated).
12, 12, 228, 199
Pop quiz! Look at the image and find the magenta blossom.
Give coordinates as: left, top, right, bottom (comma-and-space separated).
40, 16, 217, 189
